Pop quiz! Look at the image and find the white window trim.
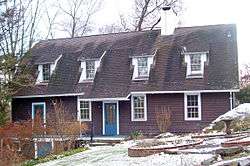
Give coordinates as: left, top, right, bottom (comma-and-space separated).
32, 102, 46, 124
131, 94, 147, 121
185, 53, 207, 78
132, 56, 154, 80
77, 98, 92, 121
79, 60, 100, 82
137, 57, 149, 77
184, 93, 202, 121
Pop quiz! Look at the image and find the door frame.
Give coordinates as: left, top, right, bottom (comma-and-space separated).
32, 102, 46, 124
102, 101, 119, 135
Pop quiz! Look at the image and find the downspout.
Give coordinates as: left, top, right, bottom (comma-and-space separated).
229, 92, 233, 110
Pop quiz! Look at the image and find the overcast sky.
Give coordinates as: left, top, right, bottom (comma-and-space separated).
90, 0, 250, 67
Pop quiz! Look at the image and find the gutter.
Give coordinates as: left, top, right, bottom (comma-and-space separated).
13, 92, 85, 99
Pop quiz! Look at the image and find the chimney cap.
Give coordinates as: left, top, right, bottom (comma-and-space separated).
162, 6, 171, 11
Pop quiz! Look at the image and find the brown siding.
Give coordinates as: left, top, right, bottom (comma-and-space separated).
12, 97, 77, 122
119, 92, 230, 135
12, 92, 230, 136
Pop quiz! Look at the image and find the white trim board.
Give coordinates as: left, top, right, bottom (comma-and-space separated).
128, 89, 239, 96
102, 101, 119, 135
78, 97, 129, 101
12, 89, 239, 99
13, 93, 84, 98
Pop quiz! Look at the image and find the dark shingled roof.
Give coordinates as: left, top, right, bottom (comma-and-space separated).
15, 24, 239, 98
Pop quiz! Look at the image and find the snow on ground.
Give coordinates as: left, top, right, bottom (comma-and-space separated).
37, 140, 214, 166
213, 103, 250, 123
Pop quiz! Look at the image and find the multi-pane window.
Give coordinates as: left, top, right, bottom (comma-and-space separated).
190, 54, 202, 72
138, 57, 148, 77
42, 64, 50, 82
86, 60, 95, 79
79, 101, 91, 121
185, 94, 201, 120
132, 95, 147, 121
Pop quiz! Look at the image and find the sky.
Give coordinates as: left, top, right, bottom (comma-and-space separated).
91, 0, 250, 67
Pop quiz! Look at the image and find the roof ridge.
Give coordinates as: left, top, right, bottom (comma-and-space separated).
39, 29, 160, 43
175, 23, 235, 30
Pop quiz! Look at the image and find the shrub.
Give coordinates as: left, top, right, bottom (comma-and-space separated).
130, 130, 143, 140
236, 85, 250, 104
155, 106, 171, 133
204, 117, 250, 133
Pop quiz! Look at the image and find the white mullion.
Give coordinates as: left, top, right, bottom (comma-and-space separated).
184, 93, 201, 121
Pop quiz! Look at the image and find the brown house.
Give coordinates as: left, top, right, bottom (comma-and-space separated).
12, 22, 239, 136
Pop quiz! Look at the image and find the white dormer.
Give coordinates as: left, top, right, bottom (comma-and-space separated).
132, 55, 154, 80
79, 60, 100, 82
36, 54, 62, 84
78, 51, 106, 83
184, 52, 207, 78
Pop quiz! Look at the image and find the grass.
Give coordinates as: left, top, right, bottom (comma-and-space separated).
223, 151, 250, 161
22, 147, 88, 166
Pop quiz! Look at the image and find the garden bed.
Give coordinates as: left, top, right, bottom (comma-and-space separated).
222, 136, 250, 147
128, 138, 204, 157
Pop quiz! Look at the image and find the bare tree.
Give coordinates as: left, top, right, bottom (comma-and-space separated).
119, 0, 182, 32
44, 6, 59, 39
0, 0, 45, 57
240, 64, 250, 88
98, 24, 124, 34
0, 0, 43, 125
58, 0, 102, 38
155, 106, 171, 133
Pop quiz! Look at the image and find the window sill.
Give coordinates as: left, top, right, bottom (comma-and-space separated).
131, 118, 147, 122
36, 82, 49, 85
79, 79, 94, 83
186, 75, 203, 79
132, 77, 149, 81
80, 119, 92, 122
184, 118, 201, 121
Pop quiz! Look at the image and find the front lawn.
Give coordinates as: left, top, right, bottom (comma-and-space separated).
22, 147, 88, 166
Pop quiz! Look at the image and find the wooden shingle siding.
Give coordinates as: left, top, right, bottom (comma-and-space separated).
118, 93, 230, 135
12, 97, 78, 122
12, 92, 230, 135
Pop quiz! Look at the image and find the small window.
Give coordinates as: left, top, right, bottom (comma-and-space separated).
185, 52, 207, 78
138, 57, 148, 77
42, 64, 50, 82
86, 60, 95, 79
131, 95, 147, 121
185, 93, 201, 120
79, 101, 91, 121
190, 54, 201, 72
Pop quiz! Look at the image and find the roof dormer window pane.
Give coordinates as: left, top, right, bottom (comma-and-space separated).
138, 57, 148, 77
42, 64, 50, 82
86, 60, 95, 79
190, 54, 201, 72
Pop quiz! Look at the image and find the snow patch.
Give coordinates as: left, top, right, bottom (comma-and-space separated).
213, 103, 250, 123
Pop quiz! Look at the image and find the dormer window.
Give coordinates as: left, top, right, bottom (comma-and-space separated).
86, 60, 95, 79
42, 64, 51, 82
79, 59, 100, 82
132, 55, 154, 80
184, 52, 207, 78
35, 54, 62, 84
138, 57, 148, 77
190, 54, 202, 74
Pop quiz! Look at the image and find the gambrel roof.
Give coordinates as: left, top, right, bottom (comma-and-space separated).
14, 24, 239, 98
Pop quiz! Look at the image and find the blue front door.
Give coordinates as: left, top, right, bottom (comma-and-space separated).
104, 103, 117, 135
